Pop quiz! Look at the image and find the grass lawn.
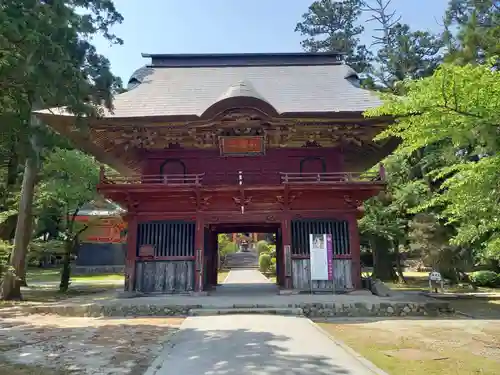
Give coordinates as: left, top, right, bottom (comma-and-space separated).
26, 267, 124, 283
383, 271, 499, 294
0, 285, 118, 309
218, 270, 229, 284
0, 362, 67, 375
318, 318, 500, 375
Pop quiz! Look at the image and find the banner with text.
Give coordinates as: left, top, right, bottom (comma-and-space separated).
309, 234, 333, 281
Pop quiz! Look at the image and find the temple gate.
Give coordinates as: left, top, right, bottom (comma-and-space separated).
38, 52, 396, 294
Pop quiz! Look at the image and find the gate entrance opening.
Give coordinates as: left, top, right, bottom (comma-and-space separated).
203, 223, 283, 293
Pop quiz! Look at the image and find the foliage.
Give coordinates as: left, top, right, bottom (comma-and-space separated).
34, 148, 100, 291
256, 240, 270, 255
363, 0, 443, 91
0, 241, 12, 279
0, 0, 123, 300
220, 242, 238, 257
470, 270, 499, 287
367, 63, 500, 257
258, 252, 272, 274
444, 0, 500, 65
295, 0, 372, 72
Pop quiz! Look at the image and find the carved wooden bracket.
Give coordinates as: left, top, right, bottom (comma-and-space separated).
343, 195, 363, 209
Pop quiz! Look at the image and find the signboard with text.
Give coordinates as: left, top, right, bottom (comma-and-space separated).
219, 136, 265, 156
309, 234, 333, 281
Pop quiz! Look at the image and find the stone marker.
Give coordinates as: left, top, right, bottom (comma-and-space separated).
370, 279, 392, 297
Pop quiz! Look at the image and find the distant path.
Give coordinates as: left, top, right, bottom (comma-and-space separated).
223, 269, 272, 284
216, 269, 277, 296
145, 315, 386, 375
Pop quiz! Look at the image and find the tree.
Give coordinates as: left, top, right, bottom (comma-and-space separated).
366, 62, 500, 263
295, 0, 372, 73
363, 0, 443, 91
0, 0, 123, 300
35, 148, 100, 292
444, 0, 500, 65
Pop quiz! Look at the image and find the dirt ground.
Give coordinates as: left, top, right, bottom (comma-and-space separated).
319, 318, 500, 375
0, 314, 184, 375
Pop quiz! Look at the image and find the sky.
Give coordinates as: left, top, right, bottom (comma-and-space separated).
93, 0, 450, 83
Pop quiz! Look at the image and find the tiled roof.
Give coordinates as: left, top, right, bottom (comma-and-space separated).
42, 63, 382, 118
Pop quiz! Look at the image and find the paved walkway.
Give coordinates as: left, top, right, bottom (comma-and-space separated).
215, 269, 278, 296
145, 315, 385, 375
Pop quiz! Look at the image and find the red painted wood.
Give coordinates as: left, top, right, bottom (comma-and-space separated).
348, 214, 362, 289
281, 214, 292, 289
142, 148, 344, 179
125, 214, 138, 292
194, 216, 204, 292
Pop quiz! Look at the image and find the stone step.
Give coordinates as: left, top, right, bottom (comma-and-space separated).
188, 307, 304, 316
225, 252, 259, 269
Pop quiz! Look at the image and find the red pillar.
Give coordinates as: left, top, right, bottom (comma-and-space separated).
281, 215, 292, 289
194, 216, 205, 292
212, 230, 218, 285
348, 213, 361, 289
124, 214, 138, 292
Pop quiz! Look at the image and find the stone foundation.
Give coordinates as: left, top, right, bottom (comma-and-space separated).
72, 265, 124, 275
21, 301, 453, 318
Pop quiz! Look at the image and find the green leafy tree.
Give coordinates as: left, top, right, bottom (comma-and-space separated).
0, 0, 123, 300
35, 148, 100, 292
366, 62, 500, 263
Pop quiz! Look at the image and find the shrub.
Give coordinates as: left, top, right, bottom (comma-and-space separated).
470, 270, 499, 287
220, 242, 238, 266
256, 240, 270, 255
268, 256, 277, 275
259, 252, 272, 273
0, 240, 12, 279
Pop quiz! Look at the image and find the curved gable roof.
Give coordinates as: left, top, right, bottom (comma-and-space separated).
40, 63, 382, 119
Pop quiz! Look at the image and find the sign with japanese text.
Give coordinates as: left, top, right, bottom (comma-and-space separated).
220, 136, 265, 156
309, 234, 334, 281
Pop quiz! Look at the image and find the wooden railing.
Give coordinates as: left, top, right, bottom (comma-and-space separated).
100, 167, 386, 187
101, 173, 205, 186
280, 172, 383, 184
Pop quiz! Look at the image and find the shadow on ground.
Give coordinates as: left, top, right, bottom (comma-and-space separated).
155, 326, 354, 375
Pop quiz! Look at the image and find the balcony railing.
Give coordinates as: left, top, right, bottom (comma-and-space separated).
100, 169, 385, 187
280, 171, 382, 184
100, 173, 205, 186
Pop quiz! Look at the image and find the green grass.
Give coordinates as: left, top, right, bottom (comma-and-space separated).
26, 267, 124, 283
218, 270, 229, 284
318, 322, 500, 375
383, 271, 499, 293
0, 284, 117, 308
0, 362, 65, 375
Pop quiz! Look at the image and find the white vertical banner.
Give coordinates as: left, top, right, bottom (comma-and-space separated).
310, 234, 328, 280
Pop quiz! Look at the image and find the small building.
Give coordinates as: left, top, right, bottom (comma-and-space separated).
74, 199, 126, 271
38, 52, 396, 293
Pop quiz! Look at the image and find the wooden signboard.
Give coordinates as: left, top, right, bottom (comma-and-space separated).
138, 244, 155, 257
219, 136, 265, 156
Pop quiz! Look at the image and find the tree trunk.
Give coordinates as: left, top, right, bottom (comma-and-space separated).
59, 240, 72, 292
393, 240, 407, 283
370, 235, 397, 281
1, 114, 39, 301
1, 149, 38, 300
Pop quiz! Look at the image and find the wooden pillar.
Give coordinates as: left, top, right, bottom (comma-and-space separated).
194, 216, 204, 292
281, 215, 292, 289
348, 213, 361, 289
125, 214, 138, 292
212, 230, 218, 285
